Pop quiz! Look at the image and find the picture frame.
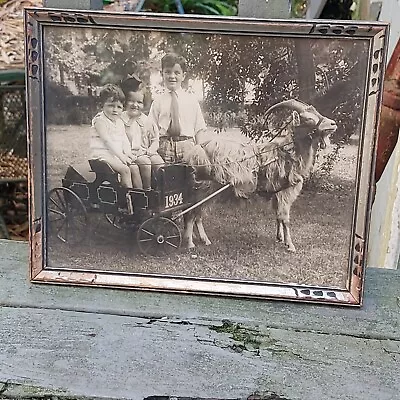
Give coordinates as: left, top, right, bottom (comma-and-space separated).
25, 8, 389, 305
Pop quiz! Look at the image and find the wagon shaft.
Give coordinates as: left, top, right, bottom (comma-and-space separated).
173, 183, 232, 220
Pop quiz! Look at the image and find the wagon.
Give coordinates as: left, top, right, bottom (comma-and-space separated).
47, 160, 201, 256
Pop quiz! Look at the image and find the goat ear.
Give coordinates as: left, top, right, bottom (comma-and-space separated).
292, 111, 301, 127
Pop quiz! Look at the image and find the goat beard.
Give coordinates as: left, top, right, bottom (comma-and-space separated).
318, 131, 334, 150
319, 136, 328, 150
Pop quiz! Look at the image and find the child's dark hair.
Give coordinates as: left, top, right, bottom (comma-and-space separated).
161, 52, 187, 73
121, 74, 142, 97
99, 84, 125, 104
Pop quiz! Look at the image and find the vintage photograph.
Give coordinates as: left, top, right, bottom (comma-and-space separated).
25, 10, 388, 303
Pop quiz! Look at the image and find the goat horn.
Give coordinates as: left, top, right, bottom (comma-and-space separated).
264, 99, 310, 120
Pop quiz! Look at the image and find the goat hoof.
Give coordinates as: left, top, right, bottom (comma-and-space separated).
286, 246, 296, 253
186, 243, 196, 249
202, 239, 211, 246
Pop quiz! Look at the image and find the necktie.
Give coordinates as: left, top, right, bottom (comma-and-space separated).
168, 91, 181, 137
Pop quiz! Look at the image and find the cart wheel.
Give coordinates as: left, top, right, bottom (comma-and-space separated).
104, 214, 125, 230
47, 187, 88, 245
137, 217, 181, 256
104, 213, 138, 230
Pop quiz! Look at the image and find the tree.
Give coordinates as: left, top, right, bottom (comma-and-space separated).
45, 27, 155, 92
294, 40, 316, 103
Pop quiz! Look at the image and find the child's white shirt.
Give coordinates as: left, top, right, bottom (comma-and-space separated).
148, 88, 206, 140
121, 111, 160, 155
90, 111, 129, 160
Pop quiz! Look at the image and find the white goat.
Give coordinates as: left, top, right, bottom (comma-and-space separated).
181, 99, 337, 251
256, 99, 337, 251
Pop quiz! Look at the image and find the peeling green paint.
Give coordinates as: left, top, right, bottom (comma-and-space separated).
0, 380, 90, 400
209, 320, 277, 353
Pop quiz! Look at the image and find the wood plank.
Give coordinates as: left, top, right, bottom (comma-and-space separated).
1, 240, 400, 398
0, 240, 400, 400
42, 0, 103, 9
1, 306, 400, 400
1, 240, 399, 340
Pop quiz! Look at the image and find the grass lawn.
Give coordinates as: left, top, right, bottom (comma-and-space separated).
45, 124, 358, 289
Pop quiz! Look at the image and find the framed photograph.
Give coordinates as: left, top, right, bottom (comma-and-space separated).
25, 8, 388, 305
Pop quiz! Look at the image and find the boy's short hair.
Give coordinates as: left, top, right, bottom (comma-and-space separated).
161, 52, 187, 73
99, 84, 125, 104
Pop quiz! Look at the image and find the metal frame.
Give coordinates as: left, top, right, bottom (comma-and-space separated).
25, 8, 389, 305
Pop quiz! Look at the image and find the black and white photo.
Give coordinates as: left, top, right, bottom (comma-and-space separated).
25, 9, 388, 305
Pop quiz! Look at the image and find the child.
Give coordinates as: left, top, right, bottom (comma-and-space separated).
120, 76, 164, 190
148, 52, 210, 165
90, 83, 142, 189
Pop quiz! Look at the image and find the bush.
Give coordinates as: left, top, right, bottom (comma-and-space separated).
45, 82, 97, 125
122, 0, 238, 15
204, 109, 239, 133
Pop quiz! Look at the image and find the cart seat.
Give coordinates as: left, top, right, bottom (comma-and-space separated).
64, 162, 96, 184
89, 159, 116, 175
88, 159, 120, 186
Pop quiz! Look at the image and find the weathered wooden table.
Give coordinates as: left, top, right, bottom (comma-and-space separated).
0, 239, 399, 400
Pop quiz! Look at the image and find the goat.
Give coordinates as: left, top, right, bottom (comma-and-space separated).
180, 99, 337, 251
256, 99, 337, 252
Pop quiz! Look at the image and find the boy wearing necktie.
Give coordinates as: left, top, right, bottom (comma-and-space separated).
149, 52, 209, 164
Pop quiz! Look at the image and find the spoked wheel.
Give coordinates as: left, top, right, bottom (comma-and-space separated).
104, 214, 125, 230
104, 213, 139, 231
137, 217, 181, 257
47, 187, 88, 245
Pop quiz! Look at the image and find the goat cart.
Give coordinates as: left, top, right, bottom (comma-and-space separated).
47, 160, 229, 257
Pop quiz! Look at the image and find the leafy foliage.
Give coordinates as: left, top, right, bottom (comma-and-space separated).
104, 0, 238, 15
138, 0, 237, 15
46, 21, 369, 180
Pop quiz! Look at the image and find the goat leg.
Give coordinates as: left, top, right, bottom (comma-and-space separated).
283, 222, 296, 252
274, 193, 296, 252
276, 220, 284, 243
195, 215, 211, 246
183, 213, 196, 249
273, 196, 285, 243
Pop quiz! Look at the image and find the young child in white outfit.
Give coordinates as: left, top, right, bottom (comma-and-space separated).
120, 76, 164, 190
90, 83, 142, 188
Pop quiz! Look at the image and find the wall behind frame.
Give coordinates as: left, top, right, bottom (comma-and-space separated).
367, 0, 400, 269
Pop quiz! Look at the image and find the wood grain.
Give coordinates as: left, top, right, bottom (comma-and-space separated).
1, 240, 400, 399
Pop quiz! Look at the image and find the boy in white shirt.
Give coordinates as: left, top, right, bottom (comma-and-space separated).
148, 53, 209, 164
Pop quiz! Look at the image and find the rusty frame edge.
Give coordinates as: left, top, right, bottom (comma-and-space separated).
31, 268, 359, 305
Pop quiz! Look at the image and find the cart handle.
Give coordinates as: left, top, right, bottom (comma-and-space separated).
172, 183, 231, 220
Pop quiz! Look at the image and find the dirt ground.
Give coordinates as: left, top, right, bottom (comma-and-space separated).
45, 124, 359, 289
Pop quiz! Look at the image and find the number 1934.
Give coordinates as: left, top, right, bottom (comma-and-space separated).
165, 192, 184, 209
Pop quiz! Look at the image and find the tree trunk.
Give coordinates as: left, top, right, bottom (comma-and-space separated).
294, 39, 316, 102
